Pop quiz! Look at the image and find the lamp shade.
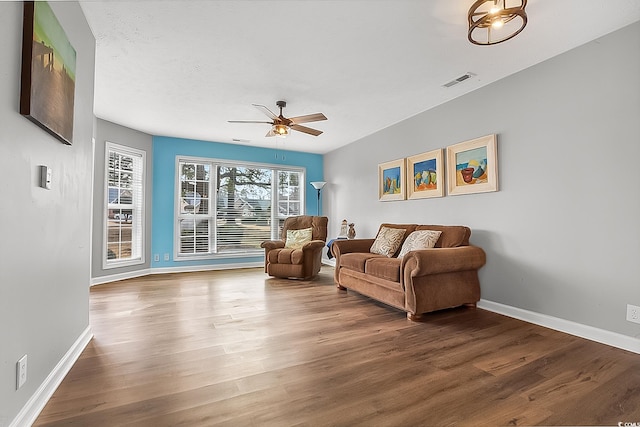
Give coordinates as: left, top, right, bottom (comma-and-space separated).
310, 181, 326, 190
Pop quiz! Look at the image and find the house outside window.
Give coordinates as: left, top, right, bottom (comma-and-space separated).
176, 157, 304, 259
104, 142, 145, 268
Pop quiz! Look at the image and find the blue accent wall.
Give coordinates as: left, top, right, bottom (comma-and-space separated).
151, 136, 324, 269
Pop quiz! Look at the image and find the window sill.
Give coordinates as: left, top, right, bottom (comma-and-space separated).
103, 257, 145, 270
174, 250, 263, 261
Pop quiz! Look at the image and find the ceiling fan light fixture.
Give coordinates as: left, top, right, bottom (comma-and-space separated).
468, 0, 527, 46
272, 124, 290, 136
230, 101, 326, 138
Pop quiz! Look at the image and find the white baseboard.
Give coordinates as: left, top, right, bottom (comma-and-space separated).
94, 261, 335, 287
148, 261, 263, 276
478, 299, 640, 355
9, 326, 93, 427
91, 268, 152, 286
91, 262, 264, 286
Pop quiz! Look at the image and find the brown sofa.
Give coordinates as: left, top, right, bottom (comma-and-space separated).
331, 223, 486, 320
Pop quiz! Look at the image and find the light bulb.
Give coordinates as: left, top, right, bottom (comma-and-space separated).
273, 124, 289, 136
489, 0, 501, 14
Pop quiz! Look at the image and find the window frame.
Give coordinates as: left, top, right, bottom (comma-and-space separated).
103, 141, 146, 269
174, 155, 305, 261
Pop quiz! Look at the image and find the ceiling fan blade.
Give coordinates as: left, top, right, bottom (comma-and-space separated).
288, 112, 327, 124
291, 124, 323, 136
228, 120, 273, 124
252, 104, 278, 120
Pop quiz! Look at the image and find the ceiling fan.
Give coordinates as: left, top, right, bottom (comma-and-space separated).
229, 100, 327, 137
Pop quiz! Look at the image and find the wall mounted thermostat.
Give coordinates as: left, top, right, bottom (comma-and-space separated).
39, 165, 52, 190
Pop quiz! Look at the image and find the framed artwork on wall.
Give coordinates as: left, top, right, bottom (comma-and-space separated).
406, 149, 444, 199
446, 134, 498, 196
20, 1, 76, 145
378, 158, 406, 201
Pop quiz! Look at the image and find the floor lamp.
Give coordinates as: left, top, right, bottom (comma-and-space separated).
310, 181, 326, 216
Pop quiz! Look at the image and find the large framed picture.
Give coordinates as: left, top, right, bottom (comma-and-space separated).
446, 134, 498, 196
406, 149, 444, 199
378, 158, 406, 201
20, 1, 76, 145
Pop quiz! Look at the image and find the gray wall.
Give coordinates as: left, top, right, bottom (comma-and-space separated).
324, 22, 640, 339
0, 2, 95, 424
92, 119, 153, 281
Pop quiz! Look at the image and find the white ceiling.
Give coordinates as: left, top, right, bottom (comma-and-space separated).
79, 0, 640, 154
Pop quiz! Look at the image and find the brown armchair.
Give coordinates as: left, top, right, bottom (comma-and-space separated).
260, 215, 328, 279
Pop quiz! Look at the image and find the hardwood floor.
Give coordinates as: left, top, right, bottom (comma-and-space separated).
34, 267, 640, 426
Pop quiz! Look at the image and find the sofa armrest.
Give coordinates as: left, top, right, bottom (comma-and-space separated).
331, 238, 375, 285
402, 246, 486, 316
402, 246, 486, 277
331, 238, 375, 257
260, 240, 285, 250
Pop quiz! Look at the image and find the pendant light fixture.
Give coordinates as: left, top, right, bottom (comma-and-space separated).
468, 0, 527, 45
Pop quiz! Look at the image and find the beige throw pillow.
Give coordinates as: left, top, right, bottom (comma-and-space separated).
285, 228, 313, 249
370, 226, 406, 257
397, 230, 442, 258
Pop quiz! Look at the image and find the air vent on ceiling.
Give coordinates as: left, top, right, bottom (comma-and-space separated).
232, 138, 251, 143
443, 72, 476, 88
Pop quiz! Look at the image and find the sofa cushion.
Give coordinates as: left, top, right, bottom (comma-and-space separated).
340, 252, 386, 273
284, 228, 312, 249
365, 257, 402, 283
415, 225, 470, 248
370, 226, 406, 257
397, 230, 442, 258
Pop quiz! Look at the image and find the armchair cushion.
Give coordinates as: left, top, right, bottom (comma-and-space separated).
285, 228, 313, 249
268, 248, 304, 265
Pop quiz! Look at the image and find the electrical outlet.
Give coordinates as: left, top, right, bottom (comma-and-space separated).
627, 304, 640, 324
163, 253, 170, 261
153, 254, 159, 262
16, 355, 27, 390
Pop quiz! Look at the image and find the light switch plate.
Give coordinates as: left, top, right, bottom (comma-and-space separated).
39, 165, 52, 189
17, 354, 27, 389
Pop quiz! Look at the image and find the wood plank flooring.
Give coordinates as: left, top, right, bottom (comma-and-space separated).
34, 266, 640, 426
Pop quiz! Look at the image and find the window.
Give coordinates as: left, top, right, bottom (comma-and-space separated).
276, 170, 301, 231
176, 158, 304, 258
104, 142, 145, 268
177, 161, 212, 255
